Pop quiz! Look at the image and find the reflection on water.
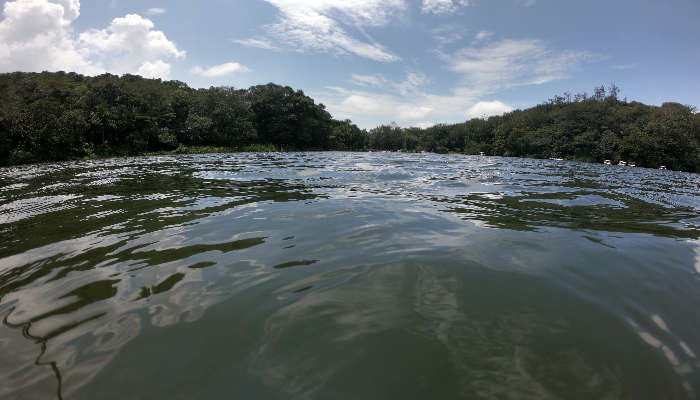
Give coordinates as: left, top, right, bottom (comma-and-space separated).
0, 152, 699, 399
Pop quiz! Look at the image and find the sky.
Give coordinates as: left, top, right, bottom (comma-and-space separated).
0, 0, 698, 128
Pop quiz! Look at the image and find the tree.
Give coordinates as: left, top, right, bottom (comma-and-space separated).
0, 74, 698, 172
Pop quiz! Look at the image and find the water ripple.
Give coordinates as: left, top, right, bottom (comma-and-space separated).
0, 152, 698, 399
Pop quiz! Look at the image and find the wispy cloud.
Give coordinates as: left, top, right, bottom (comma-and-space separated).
191, 62, 248, 78
318, 84, 484, 128
474, 30, 493, 42
317, 72, 487, 128
432, 25, 465, 45
422, 0, 470, 15
238, 0, 404, 62
350, 74, 385, 87
466, 101, 514, 118
146, 8, 166, 15
233, 38, 278, 50
320, 84, 517, 128
443, 39, 595, 90
613, 63, 638, 70
350, 72, 431, 97
392, 72, 429, 96
319, 38, 593, 128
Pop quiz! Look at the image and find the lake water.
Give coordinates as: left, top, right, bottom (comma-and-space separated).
1, 152, 699, 399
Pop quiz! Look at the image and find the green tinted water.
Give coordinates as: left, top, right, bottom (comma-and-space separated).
1, 152, 699, 399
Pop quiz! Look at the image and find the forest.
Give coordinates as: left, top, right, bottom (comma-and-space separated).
1, 71, 698, 172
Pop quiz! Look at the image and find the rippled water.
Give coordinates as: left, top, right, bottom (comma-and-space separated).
1, 152, 699, 399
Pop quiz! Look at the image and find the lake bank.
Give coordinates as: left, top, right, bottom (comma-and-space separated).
3, 72, 698, 172
2, 148, 692, 174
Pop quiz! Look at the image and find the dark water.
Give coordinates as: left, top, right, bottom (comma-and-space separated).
1, 152, 699, 399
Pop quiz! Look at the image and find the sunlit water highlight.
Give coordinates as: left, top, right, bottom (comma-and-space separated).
0, 152, 699, 399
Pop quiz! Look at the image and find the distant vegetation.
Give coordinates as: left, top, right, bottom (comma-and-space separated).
1, 72, 698, 171
369, 85, 699, 172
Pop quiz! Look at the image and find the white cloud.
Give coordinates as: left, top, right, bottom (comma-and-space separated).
0, 0, 101, 74
466, 101, 514, 119
391, 72, 429, 96
431, 24, 464, 45
137, 59, 170, 79
80, 14, 184, 70
319, 83, 514, 129
613, 63, 637, 70
316, 73, 485, 128
474, 30, 493, 42
79, 13, 184, 79
191, 62, 249, 78
233, 38, 278, 50
318, 85, 479, 128
422, 0, 470, 15
350, 73, 385, 87
241, 0, 404, 62
0, 1, 183, 79
318, 37, 593, 128
443, 39, 594, 91
54, 0, 80, 20
145, 8, 166, 15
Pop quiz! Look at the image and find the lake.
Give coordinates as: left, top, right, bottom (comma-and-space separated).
1, 152, 699, 399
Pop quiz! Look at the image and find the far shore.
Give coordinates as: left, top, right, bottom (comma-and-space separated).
0, 147, 683, 173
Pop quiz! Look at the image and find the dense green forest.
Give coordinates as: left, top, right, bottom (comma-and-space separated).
1, 72, 698, 172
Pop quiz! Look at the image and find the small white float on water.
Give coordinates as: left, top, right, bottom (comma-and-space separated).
604, 160, 612, 165
628, 162, 636, 167
659, 165, 667, 170
480, 152, 485, 156
618, 161, 627, 166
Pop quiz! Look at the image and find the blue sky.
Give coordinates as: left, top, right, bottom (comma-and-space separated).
1, 0, 698, 128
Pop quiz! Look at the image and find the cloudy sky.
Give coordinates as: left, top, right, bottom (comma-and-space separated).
1, 0, 698, 128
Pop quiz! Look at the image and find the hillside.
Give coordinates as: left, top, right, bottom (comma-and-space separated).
368, 86, 699, 172
1, 72, 698, 172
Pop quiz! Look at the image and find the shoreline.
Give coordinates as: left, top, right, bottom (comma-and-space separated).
0, 148, 691, 174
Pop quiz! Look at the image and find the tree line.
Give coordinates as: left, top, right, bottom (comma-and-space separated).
1, 72, 698, 172
0, 71, 366, 165
367, 85, 699, 172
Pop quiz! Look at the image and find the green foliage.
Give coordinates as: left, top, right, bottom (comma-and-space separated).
0, 75, 698, 172
0, 72, 355, 165
365, 85, 699, 172
242, 143, 279, 152
329, 119, 367, 150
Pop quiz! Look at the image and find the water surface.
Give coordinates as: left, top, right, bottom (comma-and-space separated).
1, 152, 699, 399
